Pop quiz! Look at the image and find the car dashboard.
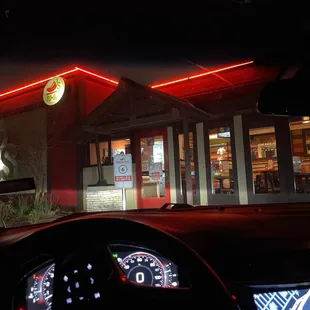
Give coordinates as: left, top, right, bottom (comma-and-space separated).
15, 243, 183, 310
4, 208, 310, 309
17, 243, 310, 310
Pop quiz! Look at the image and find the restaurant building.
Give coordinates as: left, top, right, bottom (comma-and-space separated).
0, 61, 309, 211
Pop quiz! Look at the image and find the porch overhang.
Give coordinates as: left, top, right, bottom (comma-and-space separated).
73, 77, 211, 143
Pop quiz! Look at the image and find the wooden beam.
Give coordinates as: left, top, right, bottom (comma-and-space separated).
107, 113, 131, 119
83, 112, 181, 134
95, 135, 104, 185
120, 77, 212, 121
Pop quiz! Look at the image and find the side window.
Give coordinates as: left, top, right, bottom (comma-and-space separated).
111, 139, 131, 160
249, 126, 280, 194
89, 138, 131, 165
290, 119, 310, 193
89, 141, 109, 165
209, 127, 234, 194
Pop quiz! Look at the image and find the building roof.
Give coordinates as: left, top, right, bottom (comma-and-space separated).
0, 61, 254, 101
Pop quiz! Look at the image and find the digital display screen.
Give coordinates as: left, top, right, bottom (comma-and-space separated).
254, 288, 310, 310
217, 127, 230, 138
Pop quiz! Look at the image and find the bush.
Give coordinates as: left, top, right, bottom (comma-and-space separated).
0, 200, 16, 228
0, 194, 58, 227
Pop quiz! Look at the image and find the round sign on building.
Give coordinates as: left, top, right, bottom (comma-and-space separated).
43, 77, 65, 106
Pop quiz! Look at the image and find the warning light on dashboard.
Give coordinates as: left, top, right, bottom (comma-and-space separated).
113, 253, 118, 258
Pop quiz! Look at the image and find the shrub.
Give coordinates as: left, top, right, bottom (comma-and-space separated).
0, 194, 58, 227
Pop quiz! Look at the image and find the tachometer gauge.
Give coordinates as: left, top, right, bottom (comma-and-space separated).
27, 263, 54, 309
27, 275, 42, 304
120, 252, 166, 287
42, 264, 54, 306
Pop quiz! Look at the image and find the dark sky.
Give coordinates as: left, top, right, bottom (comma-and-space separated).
0, 2, 308, 87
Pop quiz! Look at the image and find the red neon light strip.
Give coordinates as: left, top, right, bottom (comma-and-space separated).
0, 67, 118, 99
75, 67, 118, 85
0, 60, 253, 100
151, 60, 254, 88
0, 68, 79, 98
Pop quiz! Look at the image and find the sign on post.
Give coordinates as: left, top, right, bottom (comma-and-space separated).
113, 154, 133, 211
113, 154, 133, 189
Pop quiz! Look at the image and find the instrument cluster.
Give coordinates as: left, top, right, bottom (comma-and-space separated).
23, 243, 180, 309
111, 243, 179, 288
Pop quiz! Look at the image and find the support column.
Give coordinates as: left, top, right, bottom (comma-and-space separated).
183, 117, 193, 204
233, 115, 248, 204
167, 127, 177, 203
95, 135, 104, 185
196, 123, 208, 205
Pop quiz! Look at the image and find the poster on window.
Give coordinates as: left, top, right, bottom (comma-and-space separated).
142, 161, 149, 172
149, 162, 162, 181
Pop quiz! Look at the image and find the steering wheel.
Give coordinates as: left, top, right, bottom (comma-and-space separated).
10, 217, 237, 309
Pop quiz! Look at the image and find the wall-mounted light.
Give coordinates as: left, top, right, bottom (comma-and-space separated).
302, 116, 310, 124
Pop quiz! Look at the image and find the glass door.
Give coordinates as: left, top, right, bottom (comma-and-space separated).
135, 129, 170, 209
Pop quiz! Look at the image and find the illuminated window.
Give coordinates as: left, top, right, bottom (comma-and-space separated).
249, 127, 280, 194
89, 142, 109, 165
290, 119, 310, 193
178, 133, 196, 195
111, 139, 131, 158
140, 136, 165, 198
89, 138, 131, 166
209, 127, 234, 194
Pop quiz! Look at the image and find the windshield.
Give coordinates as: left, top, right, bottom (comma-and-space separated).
0, 4, 308, 228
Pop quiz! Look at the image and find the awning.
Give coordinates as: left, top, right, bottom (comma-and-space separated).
73, 77, 211, 143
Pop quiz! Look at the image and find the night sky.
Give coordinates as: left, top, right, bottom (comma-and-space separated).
0, 2, 308, 88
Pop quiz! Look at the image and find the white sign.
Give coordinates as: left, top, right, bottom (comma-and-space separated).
43, 77, 65, 106
113, 154, 133, 189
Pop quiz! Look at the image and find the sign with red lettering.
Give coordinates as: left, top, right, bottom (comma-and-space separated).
113, 154, 133, 188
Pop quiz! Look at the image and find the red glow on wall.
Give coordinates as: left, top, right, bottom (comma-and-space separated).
150, 60, 254, 88
0, 67, 119, 100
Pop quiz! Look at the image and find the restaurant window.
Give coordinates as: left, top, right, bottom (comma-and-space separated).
249, 127, 280, 194
179, 133, 196, 196
111, 139, 131, 159
290, 118, 310, 193
140, 135, 165, 198
209, 127, 234, 194
89, 138, 131, 166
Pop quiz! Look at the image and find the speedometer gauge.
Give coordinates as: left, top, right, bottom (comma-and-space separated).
27, 263, 54, 310
120, 252, 172, 287
42, 264, 54, 306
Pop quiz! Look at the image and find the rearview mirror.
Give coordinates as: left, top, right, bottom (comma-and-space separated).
257, 79, 309, 116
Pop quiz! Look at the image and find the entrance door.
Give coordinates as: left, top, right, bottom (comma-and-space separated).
136, 129, 170, 209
